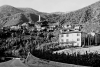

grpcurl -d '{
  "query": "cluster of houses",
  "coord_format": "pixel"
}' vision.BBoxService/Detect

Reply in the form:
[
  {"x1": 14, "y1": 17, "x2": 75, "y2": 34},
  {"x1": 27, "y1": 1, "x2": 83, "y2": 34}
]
[
  {"x1": 59, "y1": 23, "x2": 100, "y2": 47},
  {"x1": 59, "y1": 24, "x2": 84, "y2": 47},
  {"x1": 8, "y1": 15, "x2": 58, "y2": 32},
  {"x1": 1, "y1": 15, "x2": 100, "y2": 47}
]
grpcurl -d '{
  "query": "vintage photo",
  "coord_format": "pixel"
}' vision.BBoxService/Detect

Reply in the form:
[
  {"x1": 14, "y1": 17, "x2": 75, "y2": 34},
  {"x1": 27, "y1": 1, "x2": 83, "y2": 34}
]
[{"x1": 0, "y1": 0, "x2": 99, "y2": 67}]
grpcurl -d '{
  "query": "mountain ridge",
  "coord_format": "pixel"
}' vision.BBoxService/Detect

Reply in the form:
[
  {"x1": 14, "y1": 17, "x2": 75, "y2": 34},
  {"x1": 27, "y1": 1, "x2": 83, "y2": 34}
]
[{"x1": 0, "y1": 5, "x2": 48, "y2": 27}]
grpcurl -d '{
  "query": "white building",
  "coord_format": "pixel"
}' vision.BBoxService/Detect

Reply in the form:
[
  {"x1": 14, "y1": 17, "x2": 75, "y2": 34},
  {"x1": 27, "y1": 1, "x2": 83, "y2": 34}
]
[
  {"x1": 10, "y1": 25, "x2": 21, "y2": 30},
  {"x1": 74, "y1": 26, "x2": 80, "y2": 31},
  {"x1": 63, "y1": 24, "x2": 71, "y2": 29},
  {"x1": 59, "y1": 31, "x2": 85, "y2": 47}
]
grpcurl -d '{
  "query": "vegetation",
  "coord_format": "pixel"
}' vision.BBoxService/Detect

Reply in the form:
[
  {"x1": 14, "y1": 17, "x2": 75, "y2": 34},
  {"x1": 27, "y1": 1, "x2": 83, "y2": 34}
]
[
  {"x1": 32, "y1": 49, "x2": 100, "y2": 67},
  {"x1": 1, "y1": 1, "x2": 100, "y2": 66},
  {"x1": 0, "y1": 26, "x2": 57, "y2": 57},
  {"x1": 0, "y1": 26, "x2": 100, "y2": 66}
]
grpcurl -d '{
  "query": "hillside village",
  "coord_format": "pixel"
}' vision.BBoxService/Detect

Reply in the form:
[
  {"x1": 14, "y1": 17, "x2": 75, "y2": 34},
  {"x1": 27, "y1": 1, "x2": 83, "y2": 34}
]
[
  {"x1": 1, "y1": 1, "x2": 100, "y2": 67},
  {"x1": 1, "y1": 14, "x2": 100, "y2": 50}
]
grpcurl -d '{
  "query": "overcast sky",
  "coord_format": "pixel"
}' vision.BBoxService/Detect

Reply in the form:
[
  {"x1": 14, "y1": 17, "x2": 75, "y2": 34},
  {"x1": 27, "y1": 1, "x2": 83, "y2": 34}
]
[{"x1": 0, "y1": 0, "x2": 99, "y2": 13}]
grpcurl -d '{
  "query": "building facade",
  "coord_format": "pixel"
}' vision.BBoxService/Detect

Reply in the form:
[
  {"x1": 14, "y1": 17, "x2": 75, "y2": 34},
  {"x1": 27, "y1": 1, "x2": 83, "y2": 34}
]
[{"x1": 59, "y1": 31, "x2": 82, "y2": 47}]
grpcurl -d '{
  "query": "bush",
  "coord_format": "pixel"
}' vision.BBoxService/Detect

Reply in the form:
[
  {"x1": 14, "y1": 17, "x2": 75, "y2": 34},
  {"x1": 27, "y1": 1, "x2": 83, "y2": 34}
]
[{"x1": 32, "y1": 49, "x2": 100, "y2": 67}]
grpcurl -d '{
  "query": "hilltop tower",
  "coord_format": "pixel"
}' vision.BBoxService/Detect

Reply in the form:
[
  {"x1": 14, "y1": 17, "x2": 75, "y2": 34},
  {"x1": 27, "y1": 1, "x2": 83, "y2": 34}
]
[
  {"x1": 39, "y1": 15, "x2": 41, "y2": 22},
  {"x1": 37, "y1": 15, "x2": 41, "y2": 22}
]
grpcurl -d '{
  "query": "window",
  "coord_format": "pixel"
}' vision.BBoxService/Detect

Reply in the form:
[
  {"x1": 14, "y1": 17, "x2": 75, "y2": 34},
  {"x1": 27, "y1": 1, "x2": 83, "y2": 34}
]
[
  {"x1": 67, "y1": 25, "x2": 69, "y2": 27},
  {"x1": 77, "y1": 38, "x2": 80, "y2": 41},
  {"x1": 77, "y1": 43, "x2": 79, "y2": 46},
  {"x1": 66, "y1": 39, "x2": 69, "y2": 42},
  {"x1": 66, "y1": 34, "x2": 69, "y2": 37},
  {"x1": 77, "y1": 33, "x2": 80, "y2": 36},
  {"x1": 61, "y1": 34, "x2": 63, "y2": 37},
  {"x1": 61, "y1": 39, "x2": 64, "y2": 42}
]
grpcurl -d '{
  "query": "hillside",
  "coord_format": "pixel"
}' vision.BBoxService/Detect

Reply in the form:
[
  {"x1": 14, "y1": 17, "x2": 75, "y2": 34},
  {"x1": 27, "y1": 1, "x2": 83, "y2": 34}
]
[
  {"x1": 0, "y1": 5, "x2": 50, "y2": 27},
  {"x1": 45, "y1": 1, "x2": 100, "y2": 33},
  {"x1": 1, "y1": 1, "x2": 100, "y2": 31},
  {"x1": 0, "y1": 12, "x2": 42, "y2": 27},
  {"x1": 0, "y1": 5, "x2": 61, "y2": 28},
  {"x1": 0, "y1": 5, "x2": 24, "y2": 19}
]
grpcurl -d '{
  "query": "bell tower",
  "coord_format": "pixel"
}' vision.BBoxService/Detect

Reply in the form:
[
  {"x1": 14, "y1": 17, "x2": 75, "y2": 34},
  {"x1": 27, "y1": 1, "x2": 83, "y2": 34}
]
[{"x1": 37, "y1": 15, "x2": 41, "y2": 22}]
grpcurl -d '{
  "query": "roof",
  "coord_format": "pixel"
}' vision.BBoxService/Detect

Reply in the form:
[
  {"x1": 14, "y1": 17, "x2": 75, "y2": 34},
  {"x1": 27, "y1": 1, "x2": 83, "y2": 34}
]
[{"x1": 60, "y1": 31, "x2": 86, "y2": 34}]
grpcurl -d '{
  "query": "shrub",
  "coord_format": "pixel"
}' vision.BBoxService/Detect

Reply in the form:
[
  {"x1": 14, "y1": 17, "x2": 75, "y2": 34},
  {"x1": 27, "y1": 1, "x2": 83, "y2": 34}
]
[{"x1": 32, "y1": 49, "x2": 100, "y2": 67}]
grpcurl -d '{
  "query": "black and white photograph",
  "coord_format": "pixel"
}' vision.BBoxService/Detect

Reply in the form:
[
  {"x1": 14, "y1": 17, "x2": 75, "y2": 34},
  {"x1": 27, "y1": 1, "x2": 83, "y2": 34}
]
[{"x1": 0, "y1": 0, "x2": 100, "y2": 67}]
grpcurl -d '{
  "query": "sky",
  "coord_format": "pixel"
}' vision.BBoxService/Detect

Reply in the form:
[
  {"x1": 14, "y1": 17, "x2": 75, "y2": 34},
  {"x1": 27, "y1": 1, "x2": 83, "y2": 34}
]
[{"x1": 0, "y1": 0, "x2": 99, "y2": 13}]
